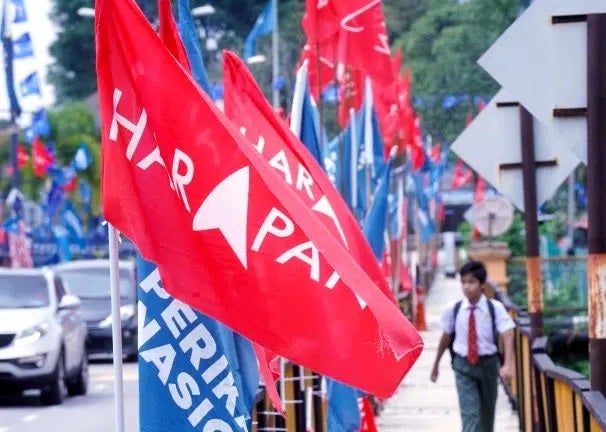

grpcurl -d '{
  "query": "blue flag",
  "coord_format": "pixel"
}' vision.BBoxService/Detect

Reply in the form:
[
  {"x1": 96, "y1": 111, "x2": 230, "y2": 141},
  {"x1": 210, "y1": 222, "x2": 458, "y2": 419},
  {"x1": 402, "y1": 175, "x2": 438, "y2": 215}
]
[
  {"x1": 52, "y1": 225, "x2": 72, "y2": 262},
  {"x1": 2, "y1": 1, "x2": 21, "y2": 119},
  {"x1": 326, "y1": 379, "x2": 362, "y2": 432},
  {"x1": 12, "y1": 0, "x2": 27, "y2": 23},
  {"x1": 297, "y1": 81, "x2": 324, "y2": 169},
  {"x1": 412, "y1": 173, "x2": 436, "y2": 244},
  {"x1": 356, "y1": 101, "x2": 386, "y2": 217},
  {"x1": 243, "y1": 0, "x2": 274, "y2": 60},
  {"x1": 62, "y1": 200, "x2": 84, "y2": 245},
  {"x1": 323, "y1": 135, "x2": 340, "y2": 189},
  {"x1": 13, "y1": 32, "x2": 33, "y2": 58},
  {"x1": 71, "y1": 143, "x2": 93, "y2": 171},
  {"x1": 388, "y1": 169, "x2": 404, "y2": 241},
  {"x1": 137, "y1": 257, "x2": 259, "y2": 432},
  {"x1": 177, "y1": 0, "x2": 212, "y2": 96},
  {"x1": 363, "y1": 156, "x2": 393, "y2": 260},
  {"x1": 25, "y1": 109, "x2": 51, "y2": 142},
  {"x1": 19, "y1": 71, "x2": 41, "y2": 97}
]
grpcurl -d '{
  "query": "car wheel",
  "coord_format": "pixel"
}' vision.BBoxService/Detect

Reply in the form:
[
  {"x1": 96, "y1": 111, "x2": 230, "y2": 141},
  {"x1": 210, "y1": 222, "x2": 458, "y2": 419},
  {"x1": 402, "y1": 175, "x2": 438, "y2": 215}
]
[
  {"x1": 41, "y1": 351, "x2": 67, "y2": 405},
  {"x1": 67, "y1": 350, "x2": 89, "y2": 396}
]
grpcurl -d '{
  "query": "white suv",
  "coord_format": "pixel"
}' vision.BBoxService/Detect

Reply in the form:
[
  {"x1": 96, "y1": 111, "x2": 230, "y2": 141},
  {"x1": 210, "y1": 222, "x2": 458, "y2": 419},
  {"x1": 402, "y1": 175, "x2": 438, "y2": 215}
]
[{"x1": 0, "y1": 268, "x2": 89, "y2": 405}]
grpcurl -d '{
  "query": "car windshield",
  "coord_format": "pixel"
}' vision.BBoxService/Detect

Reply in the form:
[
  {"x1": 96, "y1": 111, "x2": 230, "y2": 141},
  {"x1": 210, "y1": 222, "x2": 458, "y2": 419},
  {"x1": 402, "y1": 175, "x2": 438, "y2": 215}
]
[
  {"x1": 57, "y1": 268, "x2": 133, "y2": 300},
  {"x1": 0, "y1": 275, "x2": 49, "y2": 308}
]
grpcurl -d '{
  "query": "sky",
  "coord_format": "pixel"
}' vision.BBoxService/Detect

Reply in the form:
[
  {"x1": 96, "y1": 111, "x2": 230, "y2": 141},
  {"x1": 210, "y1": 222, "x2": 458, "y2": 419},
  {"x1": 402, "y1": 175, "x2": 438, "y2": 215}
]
[{"x1": 0, "y1": 0, "x2": 57, "y2": 123}]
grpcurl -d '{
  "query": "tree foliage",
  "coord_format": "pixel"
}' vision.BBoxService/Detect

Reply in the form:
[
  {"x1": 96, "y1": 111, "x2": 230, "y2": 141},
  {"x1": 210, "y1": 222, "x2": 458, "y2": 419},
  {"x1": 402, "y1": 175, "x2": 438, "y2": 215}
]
[{"x1": 395, "y1": 0, "x2": 519, "y2": 144}]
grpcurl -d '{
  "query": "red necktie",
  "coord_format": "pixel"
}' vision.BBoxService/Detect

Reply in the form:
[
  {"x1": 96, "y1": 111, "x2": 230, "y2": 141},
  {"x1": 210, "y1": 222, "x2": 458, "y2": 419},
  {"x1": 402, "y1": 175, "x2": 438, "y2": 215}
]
[{"x1": 467, "y1": 306, "x2": 479, "y2": 365}]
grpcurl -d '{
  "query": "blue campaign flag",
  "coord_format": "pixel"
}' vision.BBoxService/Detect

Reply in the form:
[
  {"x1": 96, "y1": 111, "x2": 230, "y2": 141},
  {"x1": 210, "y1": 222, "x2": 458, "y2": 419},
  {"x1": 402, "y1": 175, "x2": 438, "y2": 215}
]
[
  {"x1": 442, "y1": 94, "x2": 469, "y2": 109},
  {"x1": 79, "y1": 180, "x2": 92, "y2": 208},
  {"x1": 363, "y1": 156, "x2": 393, "y2": 260},
  {"x1": 2, "y1": 1, "x2": 21, "y2": 119},
  {"x1": 12, "y1": 0, "x2": 27, "y2": 23},
  {"x1": 3, "y1": 215, "x2": 19, "y2": 234},
  {"x1": 355, "y1": 98, "x2": 386, "y2": 218},
  {"x1": 52, "y1": 225, "x2": 72, "y2": 262},
  {"x1": 62, "y1": 200, "x2": 84, "y2": 245},
  {"x1": 326, "y1": 379, "x2": 362, "y2": 432},
  {"x1": 71, "y1": 143, "x2": 92, "y2": 171},
  {"x1": 19, "y1": 71, "x2": 41, "y2": 97},
  {"x1": 388, "y1": 169, "x2": 404, "y2": 241},
  {"x1": 177, "y1": 0, "x2": 212, "y2": 96},
  {"x1": 323, "y1": 135, "x2": 340, "y2": 189},
  {"x1": 136, "y1": 256, "x2": 259, "y2": 432},
  {"x1": 322, "y1": 83, "x2": 338, "y2": 104},
  {"x1": 25, "y1": 109, "x2": 51, "y2": 142},
  {"x1": 412, "y1": 173, "x2": 436, "y2": 244},
  {"x1": 13, "y1": 32, "x2": 33, "y2": 58},
  {"x1": 298, "y1": 81, "x2": 324, "y2": 169},
  {"x1": 44, "y1": 180, "x2": 65, "y2": 220},
  {"x1": 243, "y1": 0, "x2": 274, "y2": 60}
]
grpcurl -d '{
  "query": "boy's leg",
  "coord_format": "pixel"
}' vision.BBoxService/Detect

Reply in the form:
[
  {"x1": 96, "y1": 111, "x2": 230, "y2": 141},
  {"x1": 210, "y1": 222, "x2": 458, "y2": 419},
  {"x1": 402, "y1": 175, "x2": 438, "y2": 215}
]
[
  {"x1": 477, "y1": 356, "x2": 499, "y2": 432},
  {"x1": 453, "y1": 356, "x2": 482, "y2": 432}
]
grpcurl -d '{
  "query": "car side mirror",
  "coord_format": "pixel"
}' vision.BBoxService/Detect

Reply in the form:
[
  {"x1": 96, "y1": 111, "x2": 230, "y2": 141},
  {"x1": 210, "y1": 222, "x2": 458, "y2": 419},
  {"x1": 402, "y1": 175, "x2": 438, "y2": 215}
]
[{"x1": 58, "y1": 294, "x2": 81, "y2": 311}]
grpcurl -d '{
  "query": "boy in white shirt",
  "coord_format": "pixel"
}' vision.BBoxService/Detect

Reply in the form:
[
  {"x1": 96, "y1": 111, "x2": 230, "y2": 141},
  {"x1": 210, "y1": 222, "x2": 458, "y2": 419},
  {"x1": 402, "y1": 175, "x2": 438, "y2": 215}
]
[{"x1": 430, "y1": 261, "x2": 515, "y2": 432}]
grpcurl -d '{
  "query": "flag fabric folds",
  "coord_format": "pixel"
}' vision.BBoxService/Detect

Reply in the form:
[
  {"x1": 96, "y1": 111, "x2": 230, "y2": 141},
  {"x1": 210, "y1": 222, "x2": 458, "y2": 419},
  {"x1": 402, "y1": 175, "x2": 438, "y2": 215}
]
[{"x1": 96, "y1": 0, "x2": 422, "y2": 398}]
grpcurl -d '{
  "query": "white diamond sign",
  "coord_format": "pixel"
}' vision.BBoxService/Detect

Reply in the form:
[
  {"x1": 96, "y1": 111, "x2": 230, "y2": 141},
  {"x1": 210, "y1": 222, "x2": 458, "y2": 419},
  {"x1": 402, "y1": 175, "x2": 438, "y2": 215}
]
[
  {"x1": 450, "y1": 89, "x2": 580, "y2": 213},
  {"x1": 478, "y1": 0, "x2": 606, "y2": 164}
]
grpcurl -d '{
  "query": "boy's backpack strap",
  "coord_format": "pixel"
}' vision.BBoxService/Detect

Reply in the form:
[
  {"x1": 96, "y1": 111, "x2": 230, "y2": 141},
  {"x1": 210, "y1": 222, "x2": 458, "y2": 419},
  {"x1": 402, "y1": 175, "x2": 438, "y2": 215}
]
[
  {"x1": 487, "y1": 299, "x2": 504, "y2": 364},
  {"x1": 449, "y1": 300, "x2": 463, "y2": 364}
]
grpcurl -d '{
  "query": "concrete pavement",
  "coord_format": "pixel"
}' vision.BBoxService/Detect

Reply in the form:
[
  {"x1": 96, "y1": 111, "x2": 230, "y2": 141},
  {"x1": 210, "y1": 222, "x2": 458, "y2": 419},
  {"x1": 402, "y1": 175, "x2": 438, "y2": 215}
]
[{"x1": 377, "y1": 274, "x2": 520, "y2": 431}]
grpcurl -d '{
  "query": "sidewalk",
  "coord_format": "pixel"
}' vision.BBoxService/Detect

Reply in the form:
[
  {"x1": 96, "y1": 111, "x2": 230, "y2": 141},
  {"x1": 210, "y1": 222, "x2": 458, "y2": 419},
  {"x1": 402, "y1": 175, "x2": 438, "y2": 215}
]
[{"x1": 377, "y1": 274, "x2": 520, "y2": 431}]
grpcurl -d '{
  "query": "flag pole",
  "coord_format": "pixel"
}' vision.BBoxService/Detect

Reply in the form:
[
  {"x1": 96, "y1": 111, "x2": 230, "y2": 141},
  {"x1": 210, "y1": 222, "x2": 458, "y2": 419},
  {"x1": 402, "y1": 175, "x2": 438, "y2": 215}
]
[
  {"x1": 108, "y1": 224, "x2": 126, "y2": 432},
  {"x1": 271, "y1": 0, "x2": 279, "y2": 109}
]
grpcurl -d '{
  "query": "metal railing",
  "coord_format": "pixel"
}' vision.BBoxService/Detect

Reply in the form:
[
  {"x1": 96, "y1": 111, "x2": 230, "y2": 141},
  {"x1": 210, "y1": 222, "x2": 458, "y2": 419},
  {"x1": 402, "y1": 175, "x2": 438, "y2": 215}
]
[{"x1": 489, "y1": 280, "x2": 606, "y2": 432}]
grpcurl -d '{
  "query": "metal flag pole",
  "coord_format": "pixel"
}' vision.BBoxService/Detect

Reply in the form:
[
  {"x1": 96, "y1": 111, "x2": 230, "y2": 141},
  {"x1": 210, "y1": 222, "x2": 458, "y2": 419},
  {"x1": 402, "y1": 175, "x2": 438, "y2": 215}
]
[
  {"x1": 271, "y1": 0, "x2": 279, "y2": 109},
  {"x1": 108, "y1": 224, "x2": 125, "y2": 432}
]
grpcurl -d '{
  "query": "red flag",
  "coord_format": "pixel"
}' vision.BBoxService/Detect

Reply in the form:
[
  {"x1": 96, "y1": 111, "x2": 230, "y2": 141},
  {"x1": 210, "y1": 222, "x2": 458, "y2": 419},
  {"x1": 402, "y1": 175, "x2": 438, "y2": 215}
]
[
  {"x1": 450, "y1": 160, "x2": 473, "y2": 190},
  {"x1": 64, "y1": 175, "x2": 78, "y2": 192},
  {"x1": 96, "y1": 0, "x2": 422, "y2": 398},
  {"x1": 157, "y1": 0, "x2": 190, "y2": 69},
  {"x1": 303, "y1": 0, "x2": 393, "y2": 85},
  {"x1": 302, "y1": 0, "x2": 340, "y2": 46},
  {"x1": 359, "y1": 397, "x2": 378, "y2": 432},
  {"x1": 17, "y1": 144, "x2": 29, "y2": 169},
  {"x1": 32, "y1": 138, "x2": 54, "y2": 177},
  {"x1": 337, "y1": 67, "x2": 364, "y2": 127},
  {"x1": 299, "y1": 42, "x2": 336, "y2": 101},
  {"x1": 223, "y1": 49, "x2": 421, "y2": 385}
]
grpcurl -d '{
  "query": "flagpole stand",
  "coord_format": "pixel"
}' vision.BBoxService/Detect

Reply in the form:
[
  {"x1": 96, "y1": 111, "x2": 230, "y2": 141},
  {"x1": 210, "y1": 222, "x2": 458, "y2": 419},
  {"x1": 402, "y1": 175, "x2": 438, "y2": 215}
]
[{"x1": 108, "y1": 224, "x2": 126, "y2": 432}]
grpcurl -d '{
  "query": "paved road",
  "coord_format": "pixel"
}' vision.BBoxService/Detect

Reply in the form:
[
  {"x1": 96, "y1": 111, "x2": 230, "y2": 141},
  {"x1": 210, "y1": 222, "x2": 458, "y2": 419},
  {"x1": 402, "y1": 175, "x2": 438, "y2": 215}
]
[{"x1": 0, "y1": 362, "x2": 139, "y2": 432}]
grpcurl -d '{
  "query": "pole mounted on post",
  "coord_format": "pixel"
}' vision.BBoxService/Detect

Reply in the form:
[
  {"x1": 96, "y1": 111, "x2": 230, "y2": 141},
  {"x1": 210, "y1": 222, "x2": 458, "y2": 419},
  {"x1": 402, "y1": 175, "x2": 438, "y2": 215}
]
[
  {"x1": 271, "y1": 0, "x2": 279, "y2": 109},
  {"x1": 586, "y1": 12, "x2": 606, "y2": 397},
  {"x1": 519, "y1": 106, "x2": 543, "y2": 340}
]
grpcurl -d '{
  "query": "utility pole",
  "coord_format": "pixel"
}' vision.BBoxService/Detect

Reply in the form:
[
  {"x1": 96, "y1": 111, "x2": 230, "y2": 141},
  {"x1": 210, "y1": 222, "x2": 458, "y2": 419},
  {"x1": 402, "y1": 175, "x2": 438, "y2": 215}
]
[
  {"x1": 586, "y1": 12, "x2": 606, "y2": 396},
  {"x1": 519, "y1": 107, "x2": 543, "y2": 340}
]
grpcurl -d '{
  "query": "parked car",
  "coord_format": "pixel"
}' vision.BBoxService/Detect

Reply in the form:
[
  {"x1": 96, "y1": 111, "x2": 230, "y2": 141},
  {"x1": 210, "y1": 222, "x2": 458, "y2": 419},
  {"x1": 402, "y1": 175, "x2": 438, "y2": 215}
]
[
  {"x1": 53, "y1": 260, "x2": 138, "y2": 361},
  {"x1": 0, "y1": 268, "x2": 89, "y2": 405}
]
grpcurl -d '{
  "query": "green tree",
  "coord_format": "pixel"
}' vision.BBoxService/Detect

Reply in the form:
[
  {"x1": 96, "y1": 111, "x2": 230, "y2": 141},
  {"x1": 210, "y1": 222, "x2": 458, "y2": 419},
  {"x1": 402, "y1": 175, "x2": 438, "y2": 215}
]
[
  {"x1": 395, "y1": 0, "x2": 519, "y2": 143},
  {"x1": 48, "y1": 0, "x2": 96, "y2": 102}
]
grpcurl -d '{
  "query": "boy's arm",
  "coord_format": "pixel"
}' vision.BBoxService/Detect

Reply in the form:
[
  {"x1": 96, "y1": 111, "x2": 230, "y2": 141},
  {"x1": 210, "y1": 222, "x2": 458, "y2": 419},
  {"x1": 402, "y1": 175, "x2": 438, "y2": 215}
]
[
  {"x1": 430, "y1": 333, "x2": 452, "y2": 382},
  {"x1": 499, "y1": 329, "x2": 515, "y2": 382}
]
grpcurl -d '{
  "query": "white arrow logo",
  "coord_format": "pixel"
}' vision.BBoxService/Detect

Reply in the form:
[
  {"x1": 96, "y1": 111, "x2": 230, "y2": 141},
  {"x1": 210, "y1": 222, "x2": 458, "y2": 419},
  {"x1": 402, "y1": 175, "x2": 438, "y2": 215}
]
[{"x1": 193, "y1": 167, "x2": 250, "y2": 269}]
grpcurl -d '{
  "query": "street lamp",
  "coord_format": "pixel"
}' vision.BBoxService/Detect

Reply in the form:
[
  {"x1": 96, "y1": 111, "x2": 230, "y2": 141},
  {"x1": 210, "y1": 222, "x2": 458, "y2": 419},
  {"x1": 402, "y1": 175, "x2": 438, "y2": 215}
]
[
  {"x1": 246, "y1": 55, "x2": 267, "y2": 65},
  {"x1": 191, "y1": 4, "x2": 216, "y2": 17},
  {"x1": 77, "y1": 7, "x2": 95, "y2": 18}
]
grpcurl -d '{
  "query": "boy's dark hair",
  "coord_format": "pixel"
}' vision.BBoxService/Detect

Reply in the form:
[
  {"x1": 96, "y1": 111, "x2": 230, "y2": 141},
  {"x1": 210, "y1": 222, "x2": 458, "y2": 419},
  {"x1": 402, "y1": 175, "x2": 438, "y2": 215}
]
[{"x1": 459, "y1": 261, "x2": 487, "y2": 284}]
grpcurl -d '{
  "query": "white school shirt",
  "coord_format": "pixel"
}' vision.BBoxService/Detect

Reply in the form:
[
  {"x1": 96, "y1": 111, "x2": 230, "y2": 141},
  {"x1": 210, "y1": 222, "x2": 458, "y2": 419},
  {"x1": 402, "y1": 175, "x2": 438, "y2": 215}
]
[{"x1": 441, "y1": 294, "x2": 515, "y2": 357}]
